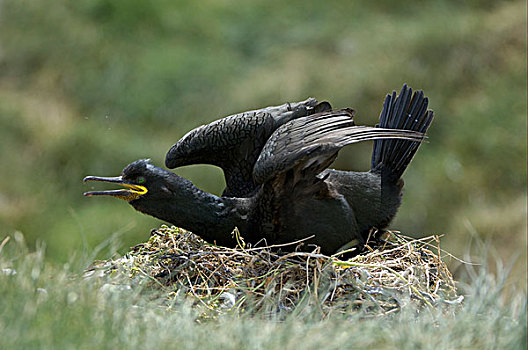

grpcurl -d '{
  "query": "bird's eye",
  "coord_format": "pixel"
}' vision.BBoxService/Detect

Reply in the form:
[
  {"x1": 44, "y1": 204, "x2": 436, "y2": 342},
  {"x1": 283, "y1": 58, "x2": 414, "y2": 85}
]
[{"x1": 137, "y1": 176, "x2": 146, "y2": 184}]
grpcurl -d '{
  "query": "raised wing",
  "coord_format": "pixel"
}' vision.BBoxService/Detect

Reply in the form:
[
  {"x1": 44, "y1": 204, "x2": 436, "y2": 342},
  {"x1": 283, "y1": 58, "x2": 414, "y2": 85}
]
[
  {"x1": 165, "y1": 98, "x2": 331, "y2": 197},
  {"x1": 253, "y1": 109, "x2": 424, "y2": 185}
]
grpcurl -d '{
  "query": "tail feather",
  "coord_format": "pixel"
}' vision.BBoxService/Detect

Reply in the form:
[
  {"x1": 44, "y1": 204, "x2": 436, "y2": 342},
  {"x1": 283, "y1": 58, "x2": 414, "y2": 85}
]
[{"x1": 371, "y1": 84, "x2": 434, "y2": 180}]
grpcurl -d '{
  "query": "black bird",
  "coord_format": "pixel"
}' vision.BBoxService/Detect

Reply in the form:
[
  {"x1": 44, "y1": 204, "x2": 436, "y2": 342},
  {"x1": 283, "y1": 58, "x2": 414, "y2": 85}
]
[{"x1": 84, "y1": 85, "x2": 433, "y2": 255}]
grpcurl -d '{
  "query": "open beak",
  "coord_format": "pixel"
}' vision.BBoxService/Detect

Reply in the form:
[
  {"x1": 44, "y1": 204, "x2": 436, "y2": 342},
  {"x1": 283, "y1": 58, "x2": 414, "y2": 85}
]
[{"x1": 83, "y1": 176, "x2": 147, "y2": 201}]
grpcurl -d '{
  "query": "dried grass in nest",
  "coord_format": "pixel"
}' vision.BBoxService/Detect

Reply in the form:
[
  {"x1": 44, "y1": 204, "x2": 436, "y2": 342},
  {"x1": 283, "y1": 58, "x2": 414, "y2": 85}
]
[{"x1": 87, "y1": 225, "x2": 462, "y2": 317}]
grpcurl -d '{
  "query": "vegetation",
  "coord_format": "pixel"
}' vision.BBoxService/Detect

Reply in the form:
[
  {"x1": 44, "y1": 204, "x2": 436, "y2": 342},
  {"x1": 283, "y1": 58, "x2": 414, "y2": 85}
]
[
  {"x1": 0, "y1": 232, "x2": 525, "y2": 349},
  {"x1": 0, "y1": 0, "x2": 525, "y2": 348},
  {"x1": 86, "y1": 226, "x2": 460, "y2": 316},
  {"x1": 0, "y1": 0, "x2": 525, "y2": 265}
]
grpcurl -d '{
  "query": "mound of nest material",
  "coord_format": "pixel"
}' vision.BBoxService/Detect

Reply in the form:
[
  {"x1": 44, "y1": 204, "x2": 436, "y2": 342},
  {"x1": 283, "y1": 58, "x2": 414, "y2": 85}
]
[{"x1": 86, "y1": 226, "x2": 462, "y2": 317}]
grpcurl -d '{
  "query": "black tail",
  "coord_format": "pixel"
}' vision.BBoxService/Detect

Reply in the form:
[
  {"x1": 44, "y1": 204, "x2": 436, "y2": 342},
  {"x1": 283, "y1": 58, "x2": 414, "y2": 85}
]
[{"x1": 371, "y1": 84, "x2": 434, "y2": 180}]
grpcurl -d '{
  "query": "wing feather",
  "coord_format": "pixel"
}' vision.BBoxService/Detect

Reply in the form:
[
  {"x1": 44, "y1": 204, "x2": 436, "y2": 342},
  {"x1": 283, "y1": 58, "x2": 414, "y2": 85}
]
[{"x1": 253, "y1": 110, "x2": 424, "y2": 185}]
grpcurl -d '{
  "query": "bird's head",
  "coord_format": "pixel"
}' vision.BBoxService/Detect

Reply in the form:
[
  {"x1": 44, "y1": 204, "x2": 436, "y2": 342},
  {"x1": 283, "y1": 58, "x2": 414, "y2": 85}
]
[{"x1": 83, "y1": 159, "x2": 175, "y2": 203}]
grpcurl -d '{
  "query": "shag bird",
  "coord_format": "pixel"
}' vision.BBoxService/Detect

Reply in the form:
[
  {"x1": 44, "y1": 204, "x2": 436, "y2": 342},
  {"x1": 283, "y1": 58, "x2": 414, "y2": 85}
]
[{"x1": 84, "y1": 85, "x2": 434, "y2": 255}]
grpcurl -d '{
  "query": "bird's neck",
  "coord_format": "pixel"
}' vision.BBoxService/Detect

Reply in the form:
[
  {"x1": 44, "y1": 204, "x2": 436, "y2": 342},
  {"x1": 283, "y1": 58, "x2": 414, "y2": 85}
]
[{"x1": 131, "y1": 175, "x2": 250, "y2": 248}]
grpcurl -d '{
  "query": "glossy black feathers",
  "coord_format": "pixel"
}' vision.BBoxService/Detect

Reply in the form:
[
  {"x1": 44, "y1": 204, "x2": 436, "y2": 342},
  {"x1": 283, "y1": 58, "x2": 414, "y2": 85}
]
[
  {"x1": 85, "y1": 85, "x2": 435, "y2": 255},
  {"x1": 165, "y1": 98, "x2": 332, "y2": 197},
  {"x1": 253, "y1": 109, "x2": 424, "y2": 185},
  {"x1": 372, "y1": 84, "x2": 434, "y2": 179}
]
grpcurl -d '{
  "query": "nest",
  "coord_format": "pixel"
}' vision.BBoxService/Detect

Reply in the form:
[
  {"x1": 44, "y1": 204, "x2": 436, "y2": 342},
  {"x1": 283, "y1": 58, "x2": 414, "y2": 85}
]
[{"x1": 86, "y1": 226, "x2": 461, "y2": 317}]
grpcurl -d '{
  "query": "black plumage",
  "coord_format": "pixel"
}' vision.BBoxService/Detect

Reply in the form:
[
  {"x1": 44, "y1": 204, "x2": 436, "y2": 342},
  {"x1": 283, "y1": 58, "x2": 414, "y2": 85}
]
[
  {"x1": 165, "y1": 98, "x2": 332, "y2": 197},
  {"x1": 84, "y1": 85, "x2": 434, "y2": 255}
]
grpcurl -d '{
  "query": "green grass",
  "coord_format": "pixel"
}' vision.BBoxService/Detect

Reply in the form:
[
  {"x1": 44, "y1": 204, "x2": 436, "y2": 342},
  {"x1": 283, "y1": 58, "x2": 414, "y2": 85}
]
[
  {"x1": 0, "y1": 1, "x2": 525, "y2": 268},
  {"x1": 0, "y1": 2, "x2": 525, "y2": 347},
  {"x1": 0, "y1": 234, "x2": 526, "y2": 349}
]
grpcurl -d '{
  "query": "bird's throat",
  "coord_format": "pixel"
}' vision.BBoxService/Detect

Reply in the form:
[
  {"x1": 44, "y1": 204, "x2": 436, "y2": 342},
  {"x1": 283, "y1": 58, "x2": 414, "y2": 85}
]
[{"x1": 131, "y1": 179, "x2": 248, "y2": 248}]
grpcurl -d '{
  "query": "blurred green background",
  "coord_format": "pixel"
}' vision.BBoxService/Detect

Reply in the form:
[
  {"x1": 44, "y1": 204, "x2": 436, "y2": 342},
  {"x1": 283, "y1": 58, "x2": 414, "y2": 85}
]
[{"x1": 0, "y1": 0, "x2": 525, "y2": 281}]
